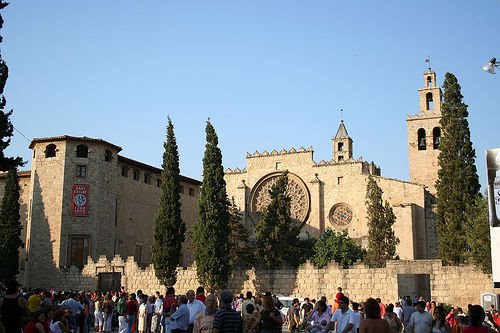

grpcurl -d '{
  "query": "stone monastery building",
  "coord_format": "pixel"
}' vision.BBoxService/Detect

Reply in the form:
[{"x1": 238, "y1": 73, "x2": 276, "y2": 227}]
[{"x1": 0, "y1": 70, "x2": 443, "y2": 287}]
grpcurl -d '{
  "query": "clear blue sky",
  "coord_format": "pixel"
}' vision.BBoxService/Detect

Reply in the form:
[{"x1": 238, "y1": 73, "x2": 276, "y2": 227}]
[{"x1": 2, "y1": 1, "x2": 500, "y2": 189}]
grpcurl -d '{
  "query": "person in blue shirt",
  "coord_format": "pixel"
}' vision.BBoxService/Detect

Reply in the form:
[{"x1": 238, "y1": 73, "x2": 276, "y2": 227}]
[{"x1": 171, "y1": 295, "x2": 190, "y2": 333}]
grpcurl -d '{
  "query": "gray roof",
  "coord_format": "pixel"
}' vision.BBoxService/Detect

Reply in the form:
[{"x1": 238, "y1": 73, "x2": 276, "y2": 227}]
[{"x1": 335, "y1": 120, "x2": 350, "y2": 139}]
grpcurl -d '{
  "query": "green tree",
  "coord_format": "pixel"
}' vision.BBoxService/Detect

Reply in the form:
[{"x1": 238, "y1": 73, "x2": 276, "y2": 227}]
[
  {"x1": 311, "y1": 229, "x2": 366, "y2": 268},
  {"x1": 228, "y1": 198, "x2": 256, "y2": 268},
  {"x1": 0, "y1": 169, "x2": 23, "y2": 284},
  {"x1": 193, "y1": 120, "x2": 231, "y2": 291},
  {"x1": 435, "y1": 73, "x2": 480, "y2": 265},
  {"x1": 365, "y1": 175, "x2": 399, "y2": 267},
  {"x1": 255, "y1": 171, "x2": 302, "y2": 268},
  {"x1": 151, "y1": 117, "x2": 185, "y2": 287},
  {"x1": 0, "y1": 1, "x2": 22, "y2": 171},
  {"x1": 465, "y1": 194, "x2": 491, "y2": 273}
]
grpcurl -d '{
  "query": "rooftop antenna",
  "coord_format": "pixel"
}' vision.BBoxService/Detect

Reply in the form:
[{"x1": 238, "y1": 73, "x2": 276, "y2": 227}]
[
  {"x1": 340, "y1": 108, "x2": 344, "y2": 122},
  {"x1": 425, "y1": 56, "x2": 432, "y2": 71}
]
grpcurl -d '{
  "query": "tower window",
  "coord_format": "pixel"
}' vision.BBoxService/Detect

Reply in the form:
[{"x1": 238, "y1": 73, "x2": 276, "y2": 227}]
[
  {"x1": 156, "y1": 179, "x2": 161, "y2": 187},
  {"x1": 133, "y1": 170, "x2": 140, "y2": 181},
  {"x1": 189, "y1": 188, "x2": 195, "y2": 196},
  {"x1": 427, "y1": 76, "x2": 433, "y2": 88},
  {"x1": 104, "y1": 149, "x2": 112, "y2": 162},
  {"x1": 121, "y1": 166, "x2": 128, "y2": 177},
  {"x1": 68, "y1": 235, "x2": 90, "y2": 267},
  {"x1": 418, "y1": 128, "x2": 426, "y2": 150},
  {"x1": 433, "y1": 127, "x2": 441, "y2": 150},
  {"x1": 180, "y1": 185, "x2": 184, "y2": 194},
  {"x1": 426, "y1": 92, "x2": 434, "y2": 110},
  {"x1": 144, "y1": 174, "x2": 151, "y2": 184},
  {"x1": 275, "y1": 162, "x2": 282, "y2": 170},
  {"x1": 338, "y1": 142, "x2": 344, "y2": 151},
  {"x1": 338, "y1": 155, "x2": 344, "y2": 162},
  {"x1": 76, "y1": 165, "x2": 87, "y2": 177},
  {"x1": 76, "y1": 144, "x2": 89, "y2": 158},
  {"x1": 45, "y1": 144, "x2": 57, "y2": 158}
]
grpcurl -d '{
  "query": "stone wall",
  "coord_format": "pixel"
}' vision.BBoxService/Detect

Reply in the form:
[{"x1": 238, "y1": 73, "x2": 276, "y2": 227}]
[{"x1": 37, "y1": 257, "x2": 498, "y2": 309}]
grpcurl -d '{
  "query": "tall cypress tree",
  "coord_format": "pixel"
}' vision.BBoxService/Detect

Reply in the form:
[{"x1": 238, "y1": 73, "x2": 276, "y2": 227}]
[
  {"x1": 465, "y1": 195, "x2": 491, "y2": 273},
  {"x1": 365, "y1": 175, "x2": 399, "y2": 267},
  {"x1": 0, "y1": 168, "x2": 23, "y2": 284},
  {"x1": 151, "y1": 117, "x2": 185, "y2": 287},
  {"x1": 0, "y1": 0, "x2": 22, "y2": 171},
  {"x1": 435, "y1": 72, "x2": 480, "y2": 265},
  {"x1": 255, "y1": 171, "x2": 302, "y2": 268},
  {"x1": 228, "y1": 198, "x2": 255, "y2": 268},
  {"x1": 193, "y1": 120, "x2": 231, "y2": 291}
]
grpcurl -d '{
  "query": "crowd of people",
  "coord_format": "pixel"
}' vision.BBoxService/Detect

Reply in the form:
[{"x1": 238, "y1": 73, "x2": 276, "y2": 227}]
[{"x1": 0, "y1": 281, "x2": 499, "y2": 333}]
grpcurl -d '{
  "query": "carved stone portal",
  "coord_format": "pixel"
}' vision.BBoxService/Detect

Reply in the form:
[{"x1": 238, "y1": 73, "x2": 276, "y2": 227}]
[
  {"x1": 328, "y1": 203, "x2": 353, "y2": 227},
  {"x1": 249, "y1": 172, "x2": 310, "y2": 224}
]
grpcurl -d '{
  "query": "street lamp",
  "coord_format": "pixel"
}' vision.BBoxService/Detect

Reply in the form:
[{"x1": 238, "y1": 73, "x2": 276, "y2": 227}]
[{"x1": 482, "y1": 57, "x2": 499, "y2": 74}]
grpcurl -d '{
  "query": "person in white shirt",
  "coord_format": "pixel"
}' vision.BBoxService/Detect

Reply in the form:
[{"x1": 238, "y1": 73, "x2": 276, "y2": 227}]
[
  {"x1": 351, "y1": 302, "x2": 362, "y2": 333},
  {"x1": 187, "y1": 290, "x2": 206, "y2": 333},
  {"x1": 394, "y1": 302, "x2": 404, "y2": 320},
  {"x1": 327, "y1": 296, "x2": 355, "y2": 333},
  {"x1": 407, "y1": 301, "x2": 432, "y2": 333}
]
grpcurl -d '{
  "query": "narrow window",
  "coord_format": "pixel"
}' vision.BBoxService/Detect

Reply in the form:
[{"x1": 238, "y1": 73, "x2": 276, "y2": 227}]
[
  {"x1": 121, "y1": 166, "x2": 128, "y2": 177},
  {"x1": 426, "y1": 92, "x2": 434, "y2": 110},
  {"x1": 135, "y1": 244, "x2": 142, "y2": 265},
  {"x1": 189, "y1": 188, "x2": 194, "y2": 196},
  {"x1": 45, "y1": 144, "x2": 57, "y2": 158},
  {"x1": 275, "y1": 162, "x2": 281, "y2": 170},
  {"x1": 76, "y1": 165, "x2": 87, "y2": 177},
  {"x1": 68, "y1": 235, "x2": 90, "y2": 267},
  {"x1": 427, "y1": 76, "x2": 432, "y2": 88},
  {"x1": 104, "y1": 149, "x2": 112, "y2": 162},
  {"x1": 418, "y1": 128, "x2": 426, "y2": 150},
  {"x1": 133, "y1": 170, "x2": 140, "y2": 181},
  {"x1": 180, "y1": 185, "x2": 184, "y2": 194},
  {"x1": 144, "y1": 174, "x2": 151, "y2": 184},
  {"x1": 433, "y1": 127, "x2": 441, "y2": 150},
  {"x1": 338, "y1": 155, "x2": 344, "y2": 162},
  {"x1": 156, "y1": 179, "x2": 161, "y2": 187},
  {"x1": 338, "y1": 142, "x2": 344, "y2": 152},
  {"x1": 76, "y1": 144, "x2": 89, "y2": 158},
  {"x1": 338, "y1": 176, "x2": 343, "y2": 185}
]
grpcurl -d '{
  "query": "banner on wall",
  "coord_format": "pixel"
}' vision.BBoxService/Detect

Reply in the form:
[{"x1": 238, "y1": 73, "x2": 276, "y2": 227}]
[{"x1": 71, "y1": 184, "x2": 89, "y2": 217}]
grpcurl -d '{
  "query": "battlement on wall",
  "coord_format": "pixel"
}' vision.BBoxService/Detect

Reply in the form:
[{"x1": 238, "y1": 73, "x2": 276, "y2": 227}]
[
  {"x1": 246, "y1": 146, "x2": 314, "y2": 159},
  {"x1": 225, "y1": 167, "x2": 247, "y2": 174},
  {"x1": 407, "y1": 111, "x2": 441, "y2": 120},
  {"x1": 313, "y1": 156, "x2": 363, "y2": 167}
]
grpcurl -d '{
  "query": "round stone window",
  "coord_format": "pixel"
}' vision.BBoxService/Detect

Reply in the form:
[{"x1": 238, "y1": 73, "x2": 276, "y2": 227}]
[
  {"x1": 249, "y1": 172, "x2": 310, "y2": 224},
  {"x1": 329, "y1": 203, "x2": 353, "y2": 227}
]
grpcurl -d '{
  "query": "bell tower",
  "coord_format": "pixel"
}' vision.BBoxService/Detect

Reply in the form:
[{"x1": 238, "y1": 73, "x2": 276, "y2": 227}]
[
  {"x1": 333, "y1": 120, "x2": 353, "y2": 162},
  {"x1": 406, "y1": 70, "x2": 442, "y2": 194}
]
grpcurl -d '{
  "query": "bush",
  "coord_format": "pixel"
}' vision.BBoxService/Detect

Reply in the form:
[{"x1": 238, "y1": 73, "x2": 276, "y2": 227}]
[{"x1": 311, "y1": 229, "x2": 366, "y2": 268}]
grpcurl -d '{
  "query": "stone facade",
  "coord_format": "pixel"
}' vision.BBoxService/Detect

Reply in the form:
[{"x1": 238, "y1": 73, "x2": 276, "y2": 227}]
[
  {"x1": 407, "y1": 71, "x2": 442, "y2": 196},
  {"x1": 225, "y1": 71, "x2": 442, "y2": 260},
  {"x1": 39, "y1": 256, "x2": 499, "y2": 310},
  {"x1": 0, "y1": 136, "x2": 201, "y2": 288}
]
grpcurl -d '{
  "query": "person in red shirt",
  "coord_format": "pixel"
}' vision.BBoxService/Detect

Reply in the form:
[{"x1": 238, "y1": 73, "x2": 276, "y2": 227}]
[
  {"x1": 163, "y1": 287, "x2": 178, "y2": 333},
  {"x1": 376, "y1": 298, "x2": 386, "y2": 318},
  {"x1": 24, "y1": 310, "x2": 45, "y2": 333},
  {"x1": 195, "y1": 287, "x2": 206, "y2": 304},
  {"x1": 463, "y1": 305, "x2": 489, "y2": 333},
  {"x1": 126, "y1": 294, "x2": 139, "y2": 333}
]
